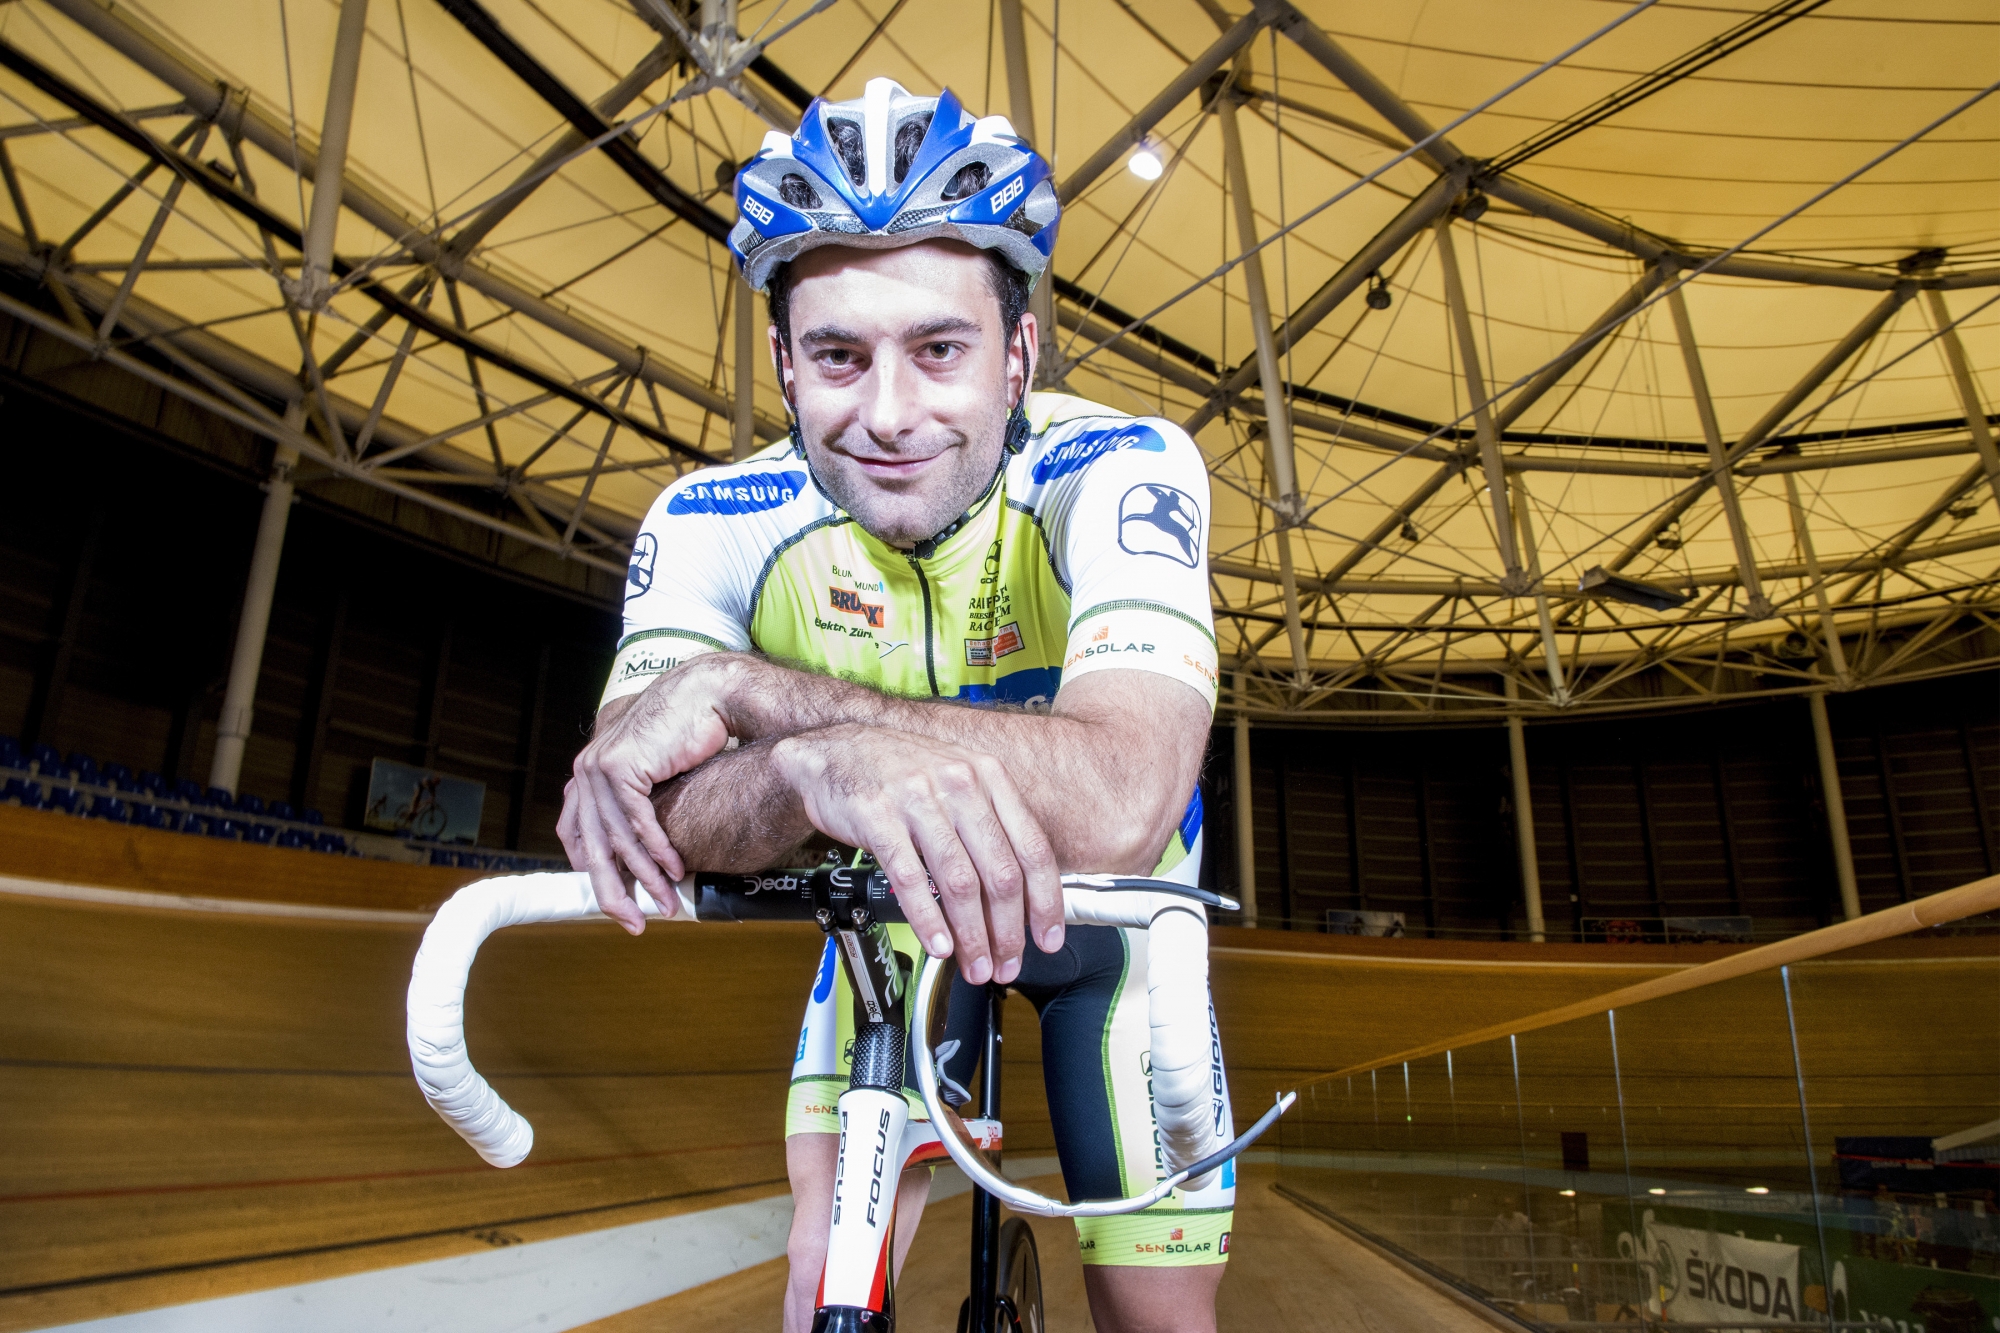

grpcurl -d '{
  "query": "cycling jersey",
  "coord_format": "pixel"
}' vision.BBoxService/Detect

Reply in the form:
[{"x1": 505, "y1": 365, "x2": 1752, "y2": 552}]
[{"x1": 605, "y1": 390, "x2": 1233, "y2": 1265}]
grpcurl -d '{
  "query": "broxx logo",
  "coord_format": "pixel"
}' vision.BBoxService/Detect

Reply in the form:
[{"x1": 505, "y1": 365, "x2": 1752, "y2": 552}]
[{"x1": 829, "y1": 586, "x2": 886, "y2": 628}]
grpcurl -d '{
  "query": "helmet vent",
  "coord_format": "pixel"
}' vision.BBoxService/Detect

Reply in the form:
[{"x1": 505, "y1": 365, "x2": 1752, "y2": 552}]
[
  {"x1": 779, "y1": 173, "x2": 822, "y2": 210},
  {"x1": 893, "y1": 113, "x2": 933, "y2": 185},
  {"x1": 940, "y1": 161, "x2": 989, "y2": 202},
  {"x1": 825, "y1": 116, "x2": 866, "y2": 189}
]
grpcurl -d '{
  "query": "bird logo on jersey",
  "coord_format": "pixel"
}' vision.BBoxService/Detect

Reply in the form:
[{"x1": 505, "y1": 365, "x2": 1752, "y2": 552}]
[{"x1": 1118, "y1": 484, "x2": 1201, "y2": 567}]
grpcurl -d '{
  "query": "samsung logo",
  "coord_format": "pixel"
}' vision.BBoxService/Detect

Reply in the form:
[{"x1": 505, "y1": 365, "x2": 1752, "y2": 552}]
[
  {"x1": 1030, "y1": 425, "x2": 1166, "y2": 482},
  {"x1": 667, "y1": 470, "x2": 806, "y2": 515}
]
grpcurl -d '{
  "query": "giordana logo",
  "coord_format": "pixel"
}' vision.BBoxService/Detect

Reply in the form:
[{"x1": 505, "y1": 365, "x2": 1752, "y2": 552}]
[
  {"x1": 989, "y1": 174, "x2": 1025, "y2": 214},
  {"x1": 627, "y1": 532, "x2": 658, "y2": 593},
  {"x1": 1118, "y1": 483, "x2": 1201, "y2": 567},
  {"x1": 1031, "y1": 424, "x2": 1166, "y2": 482},
  {"x1": 667, "y1": 470, "x2": 805, "y2": 515},
  {"x1": 741, "y1": 191, "x2": 776, "y2": 227}
]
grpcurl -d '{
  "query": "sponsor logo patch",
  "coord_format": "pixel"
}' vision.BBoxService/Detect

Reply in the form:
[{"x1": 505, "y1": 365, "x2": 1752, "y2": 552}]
[
  {"x1": 1220, "y1": 1231, "x2": 1231, "y2": 1254},
  {"x1": 1030, "y1": 424, "x2": 1167, "y2": 483},
  {"x1": 627, "y1": 532, "x2": 657, "y2": 593},
  {"x1": 740, "y1": 192, "x2": 775, "y2": 227},
  {"x1": 666, "y1": 470, "x2": 805, "y2": 515},
  {"x1": 1118, "y1": 483, "x2": 1202, "y2": 567},
  {"x1": 829, "y1": 586, "x2": 886, "y2": 628},
  {"x1": 964, "y1": 621, "x2": 1023, "y2": 666},
  {"x1": 989, "y1": 174, "x2": 1025, "y2": 214}
]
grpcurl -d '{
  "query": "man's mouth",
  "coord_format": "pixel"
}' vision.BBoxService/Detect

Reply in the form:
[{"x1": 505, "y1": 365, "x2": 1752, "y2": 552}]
[{"x1": 848, "y1": 449, "x2": 947, "y2": 481}]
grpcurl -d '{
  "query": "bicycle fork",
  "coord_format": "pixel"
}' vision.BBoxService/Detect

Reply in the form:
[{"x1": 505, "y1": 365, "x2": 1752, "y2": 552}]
[{"x1": 813, "y1": 915, "x2": 910, "y2": 1333}]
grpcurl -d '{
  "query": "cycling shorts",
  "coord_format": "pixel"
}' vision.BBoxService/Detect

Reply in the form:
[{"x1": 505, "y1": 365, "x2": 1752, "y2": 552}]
[{"x1": 784, "y1": 923, "x2": 1235, "y2": 1267}]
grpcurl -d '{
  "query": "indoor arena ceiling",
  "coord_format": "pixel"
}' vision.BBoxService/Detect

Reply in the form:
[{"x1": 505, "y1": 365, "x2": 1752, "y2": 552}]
[{"x1": 0, "y1": 0, "x2": 1995, "y2": 719}]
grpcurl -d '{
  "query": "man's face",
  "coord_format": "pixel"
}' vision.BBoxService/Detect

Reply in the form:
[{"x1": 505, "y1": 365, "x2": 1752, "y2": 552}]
[{"x1": 775, "y1": 241, "x2": 1031, "y2": 548}]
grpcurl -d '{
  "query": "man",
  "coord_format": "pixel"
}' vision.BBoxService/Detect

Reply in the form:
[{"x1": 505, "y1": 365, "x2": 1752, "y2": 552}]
[{"x1": 559, "y1": 79, "x2": 1233, "y2": 1333}]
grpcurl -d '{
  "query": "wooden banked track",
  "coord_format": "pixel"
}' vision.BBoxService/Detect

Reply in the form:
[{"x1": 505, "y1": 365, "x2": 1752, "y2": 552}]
[{"x1": 3, "y1": 801, "x2": 1940, "y2": 1331}]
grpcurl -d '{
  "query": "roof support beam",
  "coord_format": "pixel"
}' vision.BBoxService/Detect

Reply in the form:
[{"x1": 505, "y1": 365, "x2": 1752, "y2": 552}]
[
  {"x1": 1923, "y1": 287, "x2": 2000, "y2": 503},
  {"x1": 1511, "y1": 473, "x2": 1569, "y2": 704},
  {"x1": 1185, "y1": 167, "x2": 1463, "y2": 435},
  {"x1": 1784, "y1": 470, "x2": 1850, "y2": 687},
  {"x1": 1058, "y1": 10, "x2": 1265, "y2": 205},
  {"x1": 294, "y1": 0, "x2": 369, "y2": 311},
  {"x1": 1218, "y1": 89, "x2": 1308, "y2": 682},
  {"x1": 1262, "y1": 0, "x2": 1464, "y2": 170},
  {"x1": 1599, "y1": 281, "x2": 1913, "y2": 576},
  {"x1": 1666, "y1": 281, "x2": 1771, "y2": 618},
  {"x1": 1435, "y1": 214, "x2": 1528, "y2": 593},
  {"x1": 1496, "y1": 260, "x2": 1669, "y2": 430},
  {"x1": 42, "y1": 0, "x2": 784, "y2": 440}
]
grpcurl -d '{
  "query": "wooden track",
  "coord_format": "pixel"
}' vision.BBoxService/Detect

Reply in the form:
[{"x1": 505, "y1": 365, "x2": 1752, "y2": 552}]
[
  {"x1": 1, "y1": 807, "x2": 1934, "y2": 1330},
  {"x1": 579, "y1": 1168, "x2": 1504, "y2": 1332}
]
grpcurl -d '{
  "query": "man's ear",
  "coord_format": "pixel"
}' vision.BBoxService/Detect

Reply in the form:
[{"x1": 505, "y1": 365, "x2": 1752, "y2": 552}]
[{"x1": 1010, "y1": 311, "x2": 1037, "y2": 401}]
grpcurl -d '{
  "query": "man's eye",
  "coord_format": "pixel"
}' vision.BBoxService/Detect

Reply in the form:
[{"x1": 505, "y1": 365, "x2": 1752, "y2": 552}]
[
  {"x1": 820, "y1": 349, "x2": 855, "y2": 366},
  {"x1": 926, "y1": 342, "x2": 957, "y2": 359}
]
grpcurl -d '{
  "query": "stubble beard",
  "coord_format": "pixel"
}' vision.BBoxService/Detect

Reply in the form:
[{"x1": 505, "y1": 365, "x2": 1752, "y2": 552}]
[{"x1": 806, "y1": 422, "x2": 1007, "y2": 548}]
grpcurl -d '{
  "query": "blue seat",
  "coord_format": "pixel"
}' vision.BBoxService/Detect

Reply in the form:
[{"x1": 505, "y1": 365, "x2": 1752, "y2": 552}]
[
  {"x1": 6, "y1": 778, "x2": 41, "y2": 806},
  {"x1": 313, "y1": 832, "x2": 347, "y2": 855},
  {"x1": 103, "y1": 762, "x2": 134, "y2": 788},
  {"x1": 302, "y1": 808, "x2": 324, "y2": 826},
  {"x1": 43, "y1": 787, "x2": 79, "y2": 814},
  {"x1": 129, "y1": 803, "x2": 161, "y2": 828},
  {"x1": 206, "y1": 787, "x2": 234, "y2": 811},
  {"x1": 138, "y1": 770, "x2": 167, "y2": 796},
  {"x1": 210, "y1": 818, "x2": 242, "y2": 840},
  {"x1": 246, "y1": 823, "x2": 277, "y2": 845},
  {"x1": 87, "y1": 794, "x2": 128, "y2": 822},
  {"x1": 236, "y1": 794, "x2": 266, "y2": 817},
  {"x1": 0, "y1": 735, "x2": 22, "y2": 770},
  {"x1": 173, "y1": 778, "x2": 205, "y2": 804},
  {"x1": 179, "y1": 813, "x2": 207, "y2": 836},
  {"x1": 269, "y1": 801, "x2": 296, "y2": 822},
  {"x1": 277, "y1": 828, "x2": 310, "y2": 849},
  {"x1": 66, "y1": 752, "x2": 99, "y2": 783},
  {"x1": 31, "y1": 743, "x2": 61, "y2": 772}
]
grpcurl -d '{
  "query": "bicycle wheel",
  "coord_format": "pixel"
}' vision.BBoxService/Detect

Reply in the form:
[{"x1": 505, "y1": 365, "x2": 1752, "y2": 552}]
[{"x1": 996, "y1": 1217, "x2": 1044, "y2": 1333}]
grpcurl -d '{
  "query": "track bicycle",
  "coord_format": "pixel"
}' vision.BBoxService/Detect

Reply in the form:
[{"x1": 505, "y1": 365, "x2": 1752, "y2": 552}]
[{"x1": 407, "y1": 862, "x2": 1294, "y2": 1331}]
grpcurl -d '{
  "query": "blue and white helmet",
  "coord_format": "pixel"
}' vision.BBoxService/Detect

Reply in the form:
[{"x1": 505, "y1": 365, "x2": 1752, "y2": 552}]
[{"x1": 729, "y1": 78, "x2": 1059, "y2": 293}]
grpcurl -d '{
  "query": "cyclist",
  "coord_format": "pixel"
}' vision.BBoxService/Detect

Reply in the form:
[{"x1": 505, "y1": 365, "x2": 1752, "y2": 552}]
[{"x1": 559, "y1": 79, "x2": 1234, "y2": 1333}]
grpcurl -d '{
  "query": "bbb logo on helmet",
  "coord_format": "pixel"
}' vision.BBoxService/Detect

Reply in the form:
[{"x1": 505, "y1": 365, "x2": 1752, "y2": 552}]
[
  {"x1": 988, "y1": 174, "x2": 1025, "y2": 215},
  {"x1": 741, "y1": 192, "x2": 776, "y2": 227}
]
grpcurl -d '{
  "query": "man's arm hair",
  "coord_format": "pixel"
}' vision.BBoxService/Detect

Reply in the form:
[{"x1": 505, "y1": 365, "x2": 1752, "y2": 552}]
[{"x1": 654, "y1": 660, "x2": 1210, "y2": 874}]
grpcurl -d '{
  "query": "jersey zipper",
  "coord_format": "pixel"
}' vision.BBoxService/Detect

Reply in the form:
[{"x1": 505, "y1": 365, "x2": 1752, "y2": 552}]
[{"x1": 907, "y1": 553, "x2": 940, "y2": 696}]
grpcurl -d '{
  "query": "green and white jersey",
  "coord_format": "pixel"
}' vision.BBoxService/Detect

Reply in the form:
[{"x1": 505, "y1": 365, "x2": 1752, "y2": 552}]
[{"x1": 602, "y1": 391, "x2": 1218, "y2": 869}]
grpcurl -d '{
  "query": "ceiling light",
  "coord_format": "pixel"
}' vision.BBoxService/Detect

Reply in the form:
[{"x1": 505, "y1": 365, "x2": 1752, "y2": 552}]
[
  {"x1": 1559, "y1": 1189, "x2": 1577, "y2": 1197},
  {"x1": 1579, "y1": 566, "x2": 1691, "y2": 612},
  {"x1": 1366, "y1": 271, "x2": 1393, "y2": 310},
  {"x1": 1128, "y1": 146, "x2": 1164, "y2": 181},
  {"x1": 1458, "y1": 190, "x2": 1489, "y2": 223},
  {"x1": 1648, "y1": 1188, "x2": 1666, "y2": 1196},
  {"x1": 1746, "y1": 1186, "x2": 1770, "y2": 1195}
]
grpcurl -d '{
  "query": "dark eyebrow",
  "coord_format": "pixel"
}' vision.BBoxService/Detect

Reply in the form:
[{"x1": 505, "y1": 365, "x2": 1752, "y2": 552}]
[
  {"x1": 903, "y1": 316, "x2": 982, "y2": 342},
  {"x1": 798, "y1": 323, "x2": 864, "y2": 345}
]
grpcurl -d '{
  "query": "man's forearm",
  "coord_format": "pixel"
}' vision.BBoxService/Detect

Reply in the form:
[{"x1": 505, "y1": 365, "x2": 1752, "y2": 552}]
[
  {"x1": 715, "y1": 655, "x2": 1206, "y2": 872},
  {"x1": 651, "y1": 739, "x2": 815, "y2": 872}
]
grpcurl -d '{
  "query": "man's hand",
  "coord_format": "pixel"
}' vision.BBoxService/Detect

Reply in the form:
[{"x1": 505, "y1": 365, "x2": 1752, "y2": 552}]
[
  {"x1": 560, "y1": 656, "x2": 746, "y2": 932},
  {"x1": 771, "y1": 724, "x2": 1062, "y2": 984}
]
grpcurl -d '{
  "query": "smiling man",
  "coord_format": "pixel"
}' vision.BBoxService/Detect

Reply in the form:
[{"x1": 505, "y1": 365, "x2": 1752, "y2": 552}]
[{"x1": 558, "y1": 80, "x2": 1232, "y2": 1333}]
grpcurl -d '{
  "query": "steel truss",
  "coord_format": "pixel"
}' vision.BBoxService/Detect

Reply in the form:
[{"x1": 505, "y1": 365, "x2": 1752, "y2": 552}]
[{"x1": 0, "y1": 0, "x2": 1992, "y2": 720}]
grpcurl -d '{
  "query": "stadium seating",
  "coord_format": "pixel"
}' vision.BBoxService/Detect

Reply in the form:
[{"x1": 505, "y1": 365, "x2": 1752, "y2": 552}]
[{"x1": 0, "y1": 735, "x2": 559, "y2": 870}]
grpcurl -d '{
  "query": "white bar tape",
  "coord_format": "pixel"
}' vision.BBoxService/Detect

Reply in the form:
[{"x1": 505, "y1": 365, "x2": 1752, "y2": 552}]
[
  {"x1": 405, "y1": 872, "x2": 680, "y2": 1167},
  {"x1": 1143, "y1": 905, "x2": 1227, "y2": 1190}
]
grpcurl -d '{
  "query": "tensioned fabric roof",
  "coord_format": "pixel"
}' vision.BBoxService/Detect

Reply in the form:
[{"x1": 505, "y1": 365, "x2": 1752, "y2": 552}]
[{"x1": 0, "y1": 0, "x2": 1994, "y2": 718}]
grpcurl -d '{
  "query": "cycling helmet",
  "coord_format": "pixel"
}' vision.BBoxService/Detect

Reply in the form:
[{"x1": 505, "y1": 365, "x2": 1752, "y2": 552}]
[{"x1": 729, "y1": 78, "x2": 1059, "y2": 293}]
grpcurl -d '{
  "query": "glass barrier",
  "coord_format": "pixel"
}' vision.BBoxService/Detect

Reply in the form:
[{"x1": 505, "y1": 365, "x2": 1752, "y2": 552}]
[{"x1": 1275, "y1": 925, "x2": 1999, "y2": 1330}]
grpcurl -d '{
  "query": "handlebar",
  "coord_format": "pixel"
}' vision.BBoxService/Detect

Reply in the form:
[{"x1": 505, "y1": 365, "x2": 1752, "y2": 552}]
[{"x1": 406, "y1": 870, "x2": 1284, "y2": 1207}]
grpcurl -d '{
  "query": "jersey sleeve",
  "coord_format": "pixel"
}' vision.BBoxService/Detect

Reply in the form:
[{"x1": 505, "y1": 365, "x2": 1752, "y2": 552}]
[
  {"x1": 599, "y1": 480, "x2": 761, "y2": 708},
  {"x1": 1041, "y1": 419, "x2": 1218, "y2": 709}
]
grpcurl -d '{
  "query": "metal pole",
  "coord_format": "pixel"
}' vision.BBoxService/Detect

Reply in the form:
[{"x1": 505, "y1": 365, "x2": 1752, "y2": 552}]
[
  {"x1": 1218, "y1": 90, "x2": 1308, "y2": 682},
  {"x1": 1923, "y1": 287, "x2": 2000, "y2": 501},
  {"x1": 1233, "y1": 697, "x2": 1258, "y2": 927},
  {"x1": 732, "y1": 272, "x2": 757, "y2": 461},
  {"x1": 210, "y1": 405, "x2": 303, "y2": 794},
  {"x1": 295, "y1": 0, "x2": 370, "y2": 311},
  {"x1": 1503, "y1": 675, "x2": 1546, "y2": 942},
  {"x1": 1666, "y1": 280, "x2": 1772, "y2": 618},
  {"x1": 1511, "y1": 472, "x2": 1568, "y2": 704},
  {"x1": 1783, "y1": 470, "x2": 1850, "y2": 686},
  {"x1": 1433, "y1": 214, "x2": 1527, "y2": 591},
  {"x1": 1808, "y1": 691, "x2": 1862, "y2": 921}
]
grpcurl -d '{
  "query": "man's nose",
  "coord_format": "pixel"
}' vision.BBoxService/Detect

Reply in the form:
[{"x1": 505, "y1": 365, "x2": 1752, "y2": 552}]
[{"x1": 854, "y1": 348, "x2": 924, "y2": 446}]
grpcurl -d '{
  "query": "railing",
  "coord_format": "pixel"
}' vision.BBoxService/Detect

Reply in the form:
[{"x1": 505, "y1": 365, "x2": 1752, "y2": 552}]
[{"x1": 1275, "y1": 876, "x2": 2000, "y2": 1332}]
